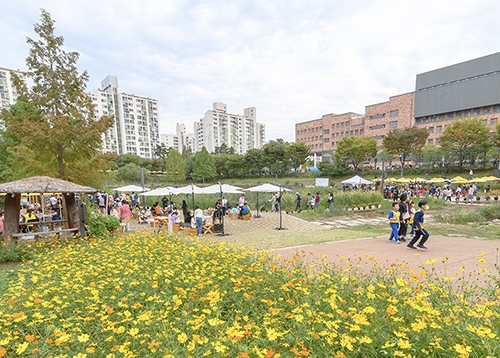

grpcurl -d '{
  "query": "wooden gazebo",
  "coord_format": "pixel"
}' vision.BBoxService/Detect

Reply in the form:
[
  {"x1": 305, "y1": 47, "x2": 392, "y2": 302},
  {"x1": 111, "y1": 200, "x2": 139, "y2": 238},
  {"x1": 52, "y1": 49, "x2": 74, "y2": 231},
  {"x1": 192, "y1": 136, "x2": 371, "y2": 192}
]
[{"x1": 0, "y1": 176, "x2": 96, "y2": 242}]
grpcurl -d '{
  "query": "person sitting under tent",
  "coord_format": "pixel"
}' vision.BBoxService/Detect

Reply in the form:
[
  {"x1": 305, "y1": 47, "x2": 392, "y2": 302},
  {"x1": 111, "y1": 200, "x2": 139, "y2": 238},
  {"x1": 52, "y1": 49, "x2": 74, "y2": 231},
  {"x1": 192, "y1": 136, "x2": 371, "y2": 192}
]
[{"x1": 238, "y1": 202, "x2": 250, "y2": 219}]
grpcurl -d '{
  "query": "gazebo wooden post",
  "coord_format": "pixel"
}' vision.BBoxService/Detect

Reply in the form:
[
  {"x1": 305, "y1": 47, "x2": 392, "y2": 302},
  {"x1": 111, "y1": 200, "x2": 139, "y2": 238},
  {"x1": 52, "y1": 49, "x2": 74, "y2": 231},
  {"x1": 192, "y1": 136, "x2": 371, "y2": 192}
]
[
  {"x1": 64, "y1": 193, "x2": 79, "y2": 229},
  {"x1": 3, "y1": 193, "x2": 21, "y2": 244}
]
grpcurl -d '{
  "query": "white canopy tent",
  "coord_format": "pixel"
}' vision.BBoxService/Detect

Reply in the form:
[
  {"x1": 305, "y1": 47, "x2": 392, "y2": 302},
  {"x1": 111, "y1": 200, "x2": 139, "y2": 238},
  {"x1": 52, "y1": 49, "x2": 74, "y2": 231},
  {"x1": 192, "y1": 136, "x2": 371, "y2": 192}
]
[
  {"x1": 244, "y1": 183, "x2": 291, "y2": 227},
  {"x1": 341, "y1": 175, "x2": 373, "y2": 186},
  {"x1": 142, "y1": 187, "x2": 178, "y2": 196},
  {"x1": 114, "y1": 184, "x2": 149, "y2": 192},
  {"x1": 201, "y1": 183, "x2": 244, "y2": 194}
]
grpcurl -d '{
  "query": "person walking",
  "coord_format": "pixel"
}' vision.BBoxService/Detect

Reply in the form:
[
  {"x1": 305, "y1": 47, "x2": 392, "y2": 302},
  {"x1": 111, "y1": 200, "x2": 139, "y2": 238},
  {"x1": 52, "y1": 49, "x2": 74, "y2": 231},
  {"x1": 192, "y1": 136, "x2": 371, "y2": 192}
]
[
  {"x1": 294, "y1": 192, "x2": 302, "y2": 213},
  {"x1": 407, "y1": 200, "x2": 430, "y2": 250},
  {"x1": 119, "y1": 200, "x2": 132, "y2": 231},
  {"x1": 388, "y1": 202, "x2": 401, "y2": 244},
  {"x1": 314, "y1": 192, "x2": 321, "y2": 209},
  {"x1": 194, "y1": 206, "x2": 203, "y2": 236},
  {"x1": 327, "y1": 192, "x2": 334, "y2": 210},
  {"x1": 398, "y1": 194, "x2": 410, "y2": 242}
]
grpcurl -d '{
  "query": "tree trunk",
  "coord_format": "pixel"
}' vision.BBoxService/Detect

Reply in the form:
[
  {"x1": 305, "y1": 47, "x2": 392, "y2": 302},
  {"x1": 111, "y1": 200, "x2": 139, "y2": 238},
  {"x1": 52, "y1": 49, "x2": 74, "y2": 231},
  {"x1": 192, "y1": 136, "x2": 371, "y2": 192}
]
[{"x1": 57, "y1": 143, "x2": 65, "y2": 178}]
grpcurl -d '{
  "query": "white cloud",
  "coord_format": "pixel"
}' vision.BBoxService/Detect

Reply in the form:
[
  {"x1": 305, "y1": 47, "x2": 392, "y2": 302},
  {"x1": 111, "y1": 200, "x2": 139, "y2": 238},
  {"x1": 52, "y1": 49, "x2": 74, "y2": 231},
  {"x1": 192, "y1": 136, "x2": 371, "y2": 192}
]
[{"x1": 2, "y1": 0, "x2": 500, "y2": 141}]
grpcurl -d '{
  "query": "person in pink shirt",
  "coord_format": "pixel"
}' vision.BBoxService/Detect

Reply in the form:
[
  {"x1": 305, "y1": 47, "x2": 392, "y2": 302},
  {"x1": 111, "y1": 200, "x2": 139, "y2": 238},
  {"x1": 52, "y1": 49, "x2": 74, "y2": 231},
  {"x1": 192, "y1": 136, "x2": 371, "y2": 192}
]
[
  {"x1": 120, "y1": 200, "x2": 132, "y2": 231},
  {"x1": 0, "y1": 212, "x2": 4, "y2": 232}
]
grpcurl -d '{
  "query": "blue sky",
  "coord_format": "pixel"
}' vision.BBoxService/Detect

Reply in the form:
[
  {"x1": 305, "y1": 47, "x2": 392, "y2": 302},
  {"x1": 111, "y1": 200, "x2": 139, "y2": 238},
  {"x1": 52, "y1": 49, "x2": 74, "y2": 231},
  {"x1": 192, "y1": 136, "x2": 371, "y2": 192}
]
[{"x1": 2, "y1": 0, "x2": 500, "y2": 142}]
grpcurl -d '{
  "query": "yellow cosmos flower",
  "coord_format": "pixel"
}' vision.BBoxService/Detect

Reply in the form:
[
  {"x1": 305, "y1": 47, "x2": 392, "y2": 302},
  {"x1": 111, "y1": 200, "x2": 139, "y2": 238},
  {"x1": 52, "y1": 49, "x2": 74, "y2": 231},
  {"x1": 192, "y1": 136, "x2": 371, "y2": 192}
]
[
  {"x1": 16, "y1": 342, "x2": 29, "y2": 355},
  {"x1": 78, "y1": 334, "x2": 90, "y2": 342},
  {"x1": 478, "y1": 258, "x2": 487, "y2": 264},
  {"x1": 454, "y1": 343, "x2": 472, "y2": 355},
  {"x1": 426, "y1": 259, "x2": 437, "y2": 265},
  {"x1": 177, "y1": 333, "x2": 188, "y2": 344},
  {"x1": 128, "y1": 328, "x2": 139, "y2": 337}
]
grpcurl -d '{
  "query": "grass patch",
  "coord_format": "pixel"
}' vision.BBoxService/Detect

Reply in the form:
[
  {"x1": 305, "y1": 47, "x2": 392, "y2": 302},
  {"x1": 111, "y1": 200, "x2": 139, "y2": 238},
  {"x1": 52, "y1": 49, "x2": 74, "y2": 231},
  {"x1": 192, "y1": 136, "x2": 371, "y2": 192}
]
[{"x1": 433, "y1": 204, "x2": 500, "y2": 225}]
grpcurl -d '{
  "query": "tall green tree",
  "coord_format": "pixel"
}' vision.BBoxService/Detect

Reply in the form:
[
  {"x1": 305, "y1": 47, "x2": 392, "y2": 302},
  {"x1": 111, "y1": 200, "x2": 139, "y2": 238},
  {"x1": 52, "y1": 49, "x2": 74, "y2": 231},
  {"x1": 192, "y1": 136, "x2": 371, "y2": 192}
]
[
  {"x1": 214, "y1": 143, "x2": 235, "y2": 155},
  {"x1": 164, "y1": 148, "x2": 186, "y2": 183},
  {"x1": 153, "y1": 143, "x2": 170, "y2": 171},
  {"x1": 193, "y1": 146, "x2": 216, "y2": 182},
  {"x1": 440, "y1": 117, "x2": 492, "y2": 169},
  {"x1": 245, "y1": 148, "x2": 264, "y2": 174},
  {"x1": 2, "y1": 10, "x2": 113, "y2": 183},
  {"x1": 335, "y1": 136, "x2": 377, "y2": 171},
  {"x1": 262, "y1": 139, "x2": 287, "y2": 174},
  {"x1": 284, "y1": 142, "x2": 310, "y2": 171},
  {"x1": 382, "y1": 127, "x2": 429, "y2": 176}
]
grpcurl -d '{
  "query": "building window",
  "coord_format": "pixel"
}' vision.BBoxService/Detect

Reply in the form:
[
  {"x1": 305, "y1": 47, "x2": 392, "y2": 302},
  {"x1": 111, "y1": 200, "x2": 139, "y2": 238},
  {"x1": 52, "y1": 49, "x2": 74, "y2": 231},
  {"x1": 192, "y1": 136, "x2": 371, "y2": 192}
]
[
  {"x1": 324, "y1": 129, "x2": 330, "y2": 134},
  {"x1": 491, "y1": 118, "x2": 497, "y2": 126},
  {"x1": 435, "y1": 138, "x2": 440, "y2": 145},
  {"x1": 360, "y1": 129, "x2": 364, "y2": 135},
  {"x1": 474, "y1": 108, "x2": 481, "y2": 115},
  {"x1": 390, "y1": 110, "x2": 399, "y2": 118},
  {"x1": 324, "y1": 138, "x2": 330, "y2": 142},
  {"x1": 428, "y1": 127, "x2": 434, "y2": 133},
  {"x1": 427, "y1": 139, "x2": 433, "y2": 145},
  {"x1": 447, "y1": 112, "x2": 454, "y2": 119},
  {"x1": 436, "y1": 125, "x2": 442, "y2": 132},
  {"x1": 456, "y1": 111, "x2": 462, "y2": 118},
  {"x1": 493, "y1": 105, "x2": 500, "y2": 113},
  {"x1": 464, "y1": 110, "x2": 471, "y2": 117},
  {"x1": 341, "y1": 122, "x2": 344, "y2": 128},
  {"x1": 369, "y1": 124, "x2": 386, "y2": 130},
  {"x1": 355, "y1": 129, "x2": 358, "y2": 135},
  {"x1": 369, "y1": 113, "x2": 386, "y2": 120},
  {"x1": 389, "y1": 121, "x2": 398, "y2": 128},
  {"x1": 483, "y1": 106, "x2": 491, "y2": 114}
]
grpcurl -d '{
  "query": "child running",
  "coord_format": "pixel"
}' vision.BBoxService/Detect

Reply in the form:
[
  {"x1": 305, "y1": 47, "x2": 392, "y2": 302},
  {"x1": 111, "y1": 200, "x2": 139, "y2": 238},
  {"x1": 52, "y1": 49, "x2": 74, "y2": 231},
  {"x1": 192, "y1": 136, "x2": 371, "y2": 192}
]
[
  {"x1": 407, "y1": 200, "x2": 430, "y2": 250},
  {"x1": 388, "y1": 202, "x2": 401, "y2": 244}
]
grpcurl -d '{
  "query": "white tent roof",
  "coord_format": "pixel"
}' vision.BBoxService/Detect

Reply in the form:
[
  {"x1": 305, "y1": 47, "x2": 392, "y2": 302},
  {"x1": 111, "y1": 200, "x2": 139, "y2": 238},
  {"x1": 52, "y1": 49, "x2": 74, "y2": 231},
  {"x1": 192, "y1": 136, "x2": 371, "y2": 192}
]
[
  {"x1": 114, "y1": 184, "x2": 149, "y2": 192},
  {"x1": 174, "y1": 184, "x2": 206, "y2": 194},
  {"x1": 244, "y1": 183, "x2": 292, "y2": 192},
  {"x1": 201, "y1": 183, "x2": 244, "y2": 194},
  {"x1": 341, "y1": 175, "x2": 373, "y2": 185},
  {"x1": 142, "y1": 187, "x2": 178, "y2": 196}
]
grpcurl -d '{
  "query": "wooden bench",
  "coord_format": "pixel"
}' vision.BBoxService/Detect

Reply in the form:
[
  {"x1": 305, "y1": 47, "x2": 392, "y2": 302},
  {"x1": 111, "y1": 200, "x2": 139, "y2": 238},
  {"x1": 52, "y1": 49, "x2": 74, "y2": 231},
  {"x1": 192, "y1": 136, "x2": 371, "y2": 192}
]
[
  {"x1": 12, "y1": 228, "x2": 78, "y2": 242},
  {"x1": 183, "y1": 227, "x2": 198, "y2": 236},
  {"x1": 228, "y1": 213, "x2": 238, "y2": 220},
  {"x1": 241, "y1": 213, "x2": 251, "y2": 220}
]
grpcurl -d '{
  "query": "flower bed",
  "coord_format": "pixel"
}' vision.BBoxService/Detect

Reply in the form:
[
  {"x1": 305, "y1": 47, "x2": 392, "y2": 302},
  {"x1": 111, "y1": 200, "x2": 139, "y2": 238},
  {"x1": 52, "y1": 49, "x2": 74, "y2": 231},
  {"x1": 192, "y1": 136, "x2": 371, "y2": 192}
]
[{"x1": 0, "y1": 233, "x2": 498, "y2": 357}]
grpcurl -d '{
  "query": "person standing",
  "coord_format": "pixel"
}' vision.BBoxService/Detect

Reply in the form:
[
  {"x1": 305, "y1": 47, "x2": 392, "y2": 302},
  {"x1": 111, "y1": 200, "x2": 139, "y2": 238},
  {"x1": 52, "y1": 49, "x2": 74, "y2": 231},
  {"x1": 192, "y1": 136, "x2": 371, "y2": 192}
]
[
  {"x1": 120, "y1": 200, "x2": 132, "y2": 231},
  {"x1": 407, "y1": 200, "x2": 430, "y2": 250},
  {"x1": 194, "y1": 206, "x2": 203, "y2": 236},
  {"x1": 181, "y1": 200, "x2": 189, "y2": 220},
  {"x1": 469, "y1": 169, "x2": 473, "y2": 180},
  {"x1": 162, "y1": 196, "x2": 169, "y2": 210},
  {"x1": 327, "y1": 192, "x2": 334, "y2": 209},
  {"x1": 315, "y1": 192, "x2": 321, "y2": 209},
  {"x1": 294, "y1": 192, "x2": 302, "y2": 213},
  {"x1": 388, "y1": 202, "x2": 401, "y2": 244},
  {"x1": 398, "y1": 194, "x2": 410, "y2": 242}
]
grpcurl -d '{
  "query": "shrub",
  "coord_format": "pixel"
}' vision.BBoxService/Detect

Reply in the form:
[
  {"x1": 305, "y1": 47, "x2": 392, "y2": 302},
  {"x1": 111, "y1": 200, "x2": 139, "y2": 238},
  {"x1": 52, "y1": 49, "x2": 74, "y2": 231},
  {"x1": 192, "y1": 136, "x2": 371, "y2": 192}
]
[{"x1": 88, "y1": 213, "x2": 120, "y2": 237}]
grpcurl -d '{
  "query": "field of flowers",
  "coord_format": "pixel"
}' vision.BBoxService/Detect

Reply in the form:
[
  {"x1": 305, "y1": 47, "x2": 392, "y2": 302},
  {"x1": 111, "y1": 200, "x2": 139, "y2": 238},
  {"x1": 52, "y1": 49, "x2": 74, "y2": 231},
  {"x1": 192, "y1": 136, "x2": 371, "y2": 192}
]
[{"x1": 1, "y1": 233, "x2": 499, "y2": 357}]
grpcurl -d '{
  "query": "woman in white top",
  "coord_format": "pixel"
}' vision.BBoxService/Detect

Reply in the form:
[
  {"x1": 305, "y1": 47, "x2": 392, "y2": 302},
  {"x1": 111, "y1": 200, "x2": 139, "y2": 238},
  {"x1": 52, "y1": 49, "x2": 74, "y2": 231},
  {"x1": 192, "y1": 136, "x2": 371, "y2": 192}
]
[{"x1": 194, "y1": 206, "x2": 203, "y2": 235}]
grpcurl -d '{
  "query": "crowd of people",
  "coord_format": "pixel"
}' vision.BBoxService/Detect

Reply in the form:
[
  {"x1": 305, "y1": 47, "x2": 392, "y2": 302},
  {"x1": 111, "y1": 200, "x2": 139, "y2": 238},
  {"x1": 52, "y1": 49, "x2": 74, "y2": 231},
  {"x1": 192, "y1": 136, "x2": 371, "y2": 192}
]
[{"x1": 385, "y1": 181, "x2": 486, "y2": 203}]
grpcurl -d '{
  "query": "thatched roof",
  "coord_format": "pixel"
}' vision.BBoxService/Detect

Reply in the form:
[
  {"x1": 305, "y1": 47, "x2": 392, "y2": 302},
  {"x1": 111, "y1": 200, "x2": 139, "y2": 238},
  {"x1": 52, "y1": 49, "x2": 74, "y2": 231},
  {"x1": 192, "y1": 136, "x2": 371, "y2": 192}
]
[{"x1": 0, "y1": 176, "x2": 97, "y2": 194}]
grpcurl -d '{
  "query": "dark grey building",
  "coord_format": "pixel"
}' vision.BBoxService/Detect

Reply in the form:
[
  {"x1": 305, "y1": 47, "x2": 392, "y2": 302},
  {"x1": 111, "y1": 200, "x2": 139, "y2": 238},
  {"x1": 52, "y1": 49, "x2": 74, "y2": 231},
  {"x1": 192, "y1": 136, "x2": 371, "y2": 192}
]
[{"x1": 415, "y1": 52, "x2": 500, "y2": 119}]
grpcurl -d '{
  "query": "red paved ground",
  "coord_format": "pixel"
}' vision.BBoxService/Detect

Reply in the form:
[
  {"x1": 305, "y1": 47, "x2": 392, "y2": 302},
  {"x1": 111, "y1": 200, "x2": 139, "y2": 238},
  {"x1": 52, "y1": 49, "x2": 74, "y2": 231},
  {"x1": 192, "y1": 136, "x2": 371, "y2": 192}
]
[{"x1": 275, "y1": 235, "x2": 500, "y2": 286}]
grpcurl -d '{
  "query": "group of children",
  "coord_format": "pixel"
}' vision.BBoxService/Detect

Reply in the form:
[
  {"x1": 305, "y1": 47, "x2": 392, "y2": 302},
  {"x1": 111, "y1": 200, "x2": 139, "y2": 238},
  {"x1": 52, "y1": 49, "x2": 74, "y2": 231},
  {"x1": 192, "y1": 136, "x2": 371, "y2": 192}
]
[{"x1": 388, "y1": 196, "x2": 430, "y2": 250}]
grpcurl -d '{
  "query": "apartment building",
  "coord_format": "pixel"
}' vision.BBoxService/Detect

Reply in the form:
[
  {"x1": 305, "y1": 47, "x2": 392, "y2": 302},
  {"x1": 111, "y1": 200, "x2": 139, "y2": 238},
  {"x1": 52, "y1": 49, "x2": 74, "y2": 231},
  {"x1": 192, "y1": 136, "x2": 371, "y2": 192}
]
[
  {"x1": 160, "y1": 133, "x2": 178, "y2": 150},
  {"x1": 91, "y1": 75, "x2": 160, "y2": 158},
  {"x1": 0, "y1": 67, "x2": 29, "y2": 130},
  {"x1": 194, "y1": 102, "x2": 266, "y2": 154}
]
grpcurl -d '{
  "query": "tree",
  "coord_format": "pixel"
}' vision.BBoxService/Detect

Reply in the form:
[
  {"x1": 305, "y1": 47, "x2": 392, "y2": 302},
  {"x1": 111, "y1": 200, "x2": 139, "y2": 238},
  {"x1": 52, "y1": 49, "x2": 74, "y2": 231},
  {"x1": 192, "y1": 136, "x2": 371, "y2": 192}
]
[
  {"x1": 284, "y1": 142, "x2": 310, "y2": 171},
  {"x1": 2, "y1": 10, "x2": 113, "y2": 183},
  {"x1": 214, "y1": 143, "x2": 235, "y2": 155},
  {"x1": 383, "y1": 127, "x2": 429, "y2": 176},
  {"x1": 164, "y1": 148, "x2": 186, "y2": 183},
  {"x1": 440, "y1": 117, "x2": 492, "y2": 169},
  {"x1": 182, "y1": 147, "x2": 195, "y2": 180},
  {"x1": 116, "y1": 163, "x2": 143, "y2": 183},
  {"x1": 193, "y1": 146, "x2": 216, "y2": 182},
  {"x1": 117, "y1": 154, "x2": 142, "y2": 168},
  {"x1": 245, "y1": 148, "x2": 264, "y2": 174},
  {"x1": 154, "y1": 143, "x2": 170, "y2": 171},
  {"x1": 262, "y1": 139, "x2": 287, "y2": 174},
  {"x1": 335, "y1": 136, "x2": 377, "y2": 171}
]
